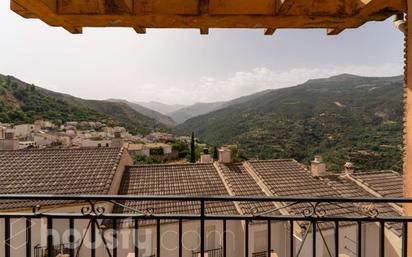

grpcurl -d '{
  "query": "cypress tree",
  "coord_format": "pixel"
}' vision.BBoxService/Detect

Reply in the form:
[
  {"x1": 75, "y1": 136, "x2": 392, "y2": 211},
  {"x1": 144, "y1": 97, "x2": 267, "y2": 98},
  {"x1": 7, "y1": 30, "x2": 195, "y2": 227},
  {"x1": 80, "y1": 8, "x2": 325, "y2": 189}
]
[
  {"x1": 190, "y1": 131, "x2": 196, "y2": 163},
  {"x1": 213, "y1": 146, "x2": 218, "y2": 160}
]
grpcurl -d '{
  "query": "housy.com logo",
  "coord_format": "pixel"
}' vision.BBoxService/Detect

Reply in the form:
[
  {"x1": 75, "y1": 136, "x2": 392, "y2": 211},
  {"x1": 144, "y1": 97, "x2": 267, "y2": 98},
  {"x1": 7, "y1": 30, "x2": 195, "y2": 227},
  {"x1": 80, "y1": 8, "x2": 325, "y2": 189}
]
[{"x1": 4, "y1": 219, "x2": 237, "y2": 255}]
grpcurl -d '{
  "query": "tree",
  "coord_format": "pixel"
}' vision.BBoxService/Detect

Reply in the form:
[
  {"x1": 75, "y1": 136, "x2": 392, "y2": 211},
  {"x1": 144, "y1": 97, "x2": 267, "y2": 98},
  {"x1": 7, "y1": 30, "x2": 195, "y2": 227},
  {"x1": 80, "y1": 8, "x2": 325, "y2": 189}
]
[
  {"x1": 150, "y1": 147, "x2": 164, "y2": 156},
  {"x1": 213, "y1": 146, "x2": 218, "y2": 160},
  {"x1": 172, "y1": 140, "x2": 189, "y2": 159},
  {"x1": 190, "y1": 131, "x2": 196, "y2": 163},
  {"x1": 134, "y1": 155, "x2": 160, "y2": 165}
]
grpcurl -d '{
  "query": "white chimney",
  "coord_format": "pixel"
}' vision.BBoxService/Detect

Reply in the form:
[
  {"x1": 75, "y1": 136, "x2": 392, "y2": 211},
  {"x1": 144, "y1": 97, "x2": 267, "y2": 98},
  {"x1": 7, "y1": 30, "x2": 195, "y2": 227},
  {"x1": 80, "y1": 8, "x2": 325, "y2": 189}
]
[
  {"x1": 344, "y1": 162, "x2": 354, "y2": 175},
  {"x1": 311, "y1": 155, "x2": 326, "y2": 177},
  {"x1": 200, "y1": 148, "x2": 212, "y2": 163},
  {"x1": 218, "y1": 146, "x2": 232, "y2": 163}
]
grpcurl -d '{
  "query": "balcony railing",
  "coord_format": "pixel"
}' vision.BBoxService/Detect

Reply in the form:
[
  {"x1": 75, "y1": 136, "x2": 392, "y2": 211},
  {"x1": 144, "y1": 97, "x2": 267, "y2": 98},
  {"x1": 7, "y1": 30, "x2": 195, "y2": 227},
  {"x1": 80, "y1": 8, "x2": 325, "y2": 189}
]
[
  {"x1": 34, "y1": 242, "x2": 73, "y2": 257},
  {"x1": 252, "y1": 250, "x2": 275, "y2": 257},
  {"x1": 192, "y1": 247, "x2": 224, "y2": 257},
  {"x1": 0, "y1": 194, "x2": 410, "y2": 257}
]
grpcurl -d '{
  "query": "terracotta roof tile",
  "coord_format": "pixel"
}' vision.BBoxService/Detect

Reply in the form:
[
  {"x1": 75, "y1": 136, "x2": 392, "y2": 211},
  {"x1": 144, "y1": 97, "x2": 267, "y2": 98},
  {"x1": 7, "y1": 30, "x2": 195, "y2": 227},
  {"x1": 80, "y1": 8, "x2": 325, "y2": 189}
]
[
  {"x1": 217, "y1": 163, "x2": 277, "y2": 215},
  {"x1": 350, "y1": 171, "x2": 403, "y2": 198},
  {"x1": 324, "y1": 175, "x2": 403, "y2": 236},
  {"x1": 114, "y1": 163, "x2": 239, "y2": 226},
  {"x1": 246, "y1": 160, "x2": 402, "y2": 231},
  {"x1": 0, "y1": 148, "x2": 124, "y2": 209}
]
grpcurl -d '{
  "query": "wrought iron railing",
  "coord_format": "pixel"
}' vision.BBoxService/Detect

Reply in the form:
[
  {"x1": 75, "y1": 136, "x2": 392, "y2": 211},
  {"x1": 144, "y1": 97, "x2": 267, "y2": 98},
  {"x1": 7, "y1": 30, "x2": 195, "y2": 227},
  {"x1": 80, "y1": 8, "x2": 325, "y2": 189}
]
[
  {"x1": 34, "y1": 242, "x2": 73, "y2": 257},
  {"x1": 0, "y1": 194, "x2": 410, "y2": 257},
  {"x1": 252, "y1": 250, "x2": 275, "y2": 257},
  {"x1": 192, "y1": 247, "x2": 224, "y2": 257}
]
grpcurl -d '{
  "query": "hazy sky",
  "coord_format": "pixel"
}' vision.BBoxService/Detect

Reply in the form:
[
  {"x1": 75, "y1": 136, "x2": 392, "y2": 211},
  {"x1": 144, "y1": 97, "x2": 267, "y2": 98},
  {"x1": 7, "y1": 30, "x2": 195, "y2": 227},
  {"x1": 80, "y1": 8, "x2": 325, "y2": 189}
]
[{"x1": 0, "y1": 1, "x2": 405, "y2": 105}]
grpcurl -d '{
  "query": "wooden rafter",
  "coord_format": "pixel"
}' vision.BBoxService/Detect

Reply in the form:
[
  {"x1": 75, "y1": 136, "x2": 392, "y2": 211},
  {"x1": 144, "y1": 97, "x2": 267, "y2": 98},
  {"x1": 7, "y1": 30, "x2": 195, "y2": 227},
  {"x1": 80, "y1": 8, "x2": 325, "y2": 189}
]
[
  {"x1": 12, "y1": 0, "x2": 82, "y2": 33},
  {"x1": 133, "y1": 26, "x2": 146, "y2": 34},
  {"x1": 104, "y1": 0, "x2": 133, "y2": 13},
  {"x1": 264, "y1": 28, "x2": 276, "y2": 35},
  {"x1": 10, "y1": 1, "x2": 36, "y2": 18},
  {"x1": 326, "y1": 27, "x2": 346, "y2": 36},
  {"x1": 199, "y1": 0, "x2": 210, "y2": 14},
  {"x1": 327, "y1": 0, "x2": 406, "y2": 35},
  {"x1": 277, "y1": 0, "x2": 296, "y2": 15},
  {"x1": 200, "y1": 28, "x2": 209, "y2": 35},
  {"x1": 53, "y1": 14, "x2": 393, "y2": 29},
  {"x1": 9, "y1": 0, "x2": 406, "y2": 35},
  {"x1": 56, "y1": 0, "x2": 133, "y2": 14}
]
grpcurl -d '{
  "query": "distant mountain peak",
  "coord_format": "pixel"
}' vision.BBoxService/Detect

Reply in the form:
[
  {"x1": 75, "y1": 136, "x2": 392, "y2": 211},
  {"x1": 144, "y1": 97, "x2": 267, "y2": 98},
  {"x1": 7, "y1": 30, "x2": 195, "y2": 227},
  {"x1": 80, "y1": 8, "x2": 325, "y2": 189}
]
[
  {"x1": 135, "y1": 101, "x2": 186, "y2": 115},
  {"x1": 305, "y1": 73, "x2": 363, "y2": 85},
  {"x1": 328, "y1": 73, "x2": 362, "y2": 80},
  {"x1": 107, "y1": 99, "x2": 177, "y2": 127}
]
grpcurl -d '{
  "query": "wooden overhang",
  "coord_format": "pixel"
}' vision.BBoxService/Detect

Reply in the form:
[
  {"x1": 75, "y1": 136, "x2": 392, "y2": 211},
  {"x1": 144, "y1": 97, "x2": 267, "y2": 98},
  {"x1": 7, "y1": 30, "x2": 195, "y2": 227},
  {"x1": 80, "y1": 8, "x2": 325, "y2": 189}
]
[{"x1": 10, "y1": 0, "x2": 406, "y2": 35}]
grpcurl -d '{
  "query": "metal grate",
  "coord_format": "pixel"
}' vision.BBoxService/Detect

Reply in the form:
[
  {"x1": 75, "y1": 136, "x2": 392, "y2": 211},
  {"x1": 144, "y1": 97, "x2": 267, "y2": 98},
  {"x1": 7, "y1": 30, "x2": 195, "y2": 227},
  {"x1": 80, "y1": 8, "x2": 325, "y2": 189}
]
[
  {"x1": 0, "y1": 194, "x2": 409, "y2": 257},
  {"x1": 192, "y1": 247, "x2": 223, "y2": 257}
]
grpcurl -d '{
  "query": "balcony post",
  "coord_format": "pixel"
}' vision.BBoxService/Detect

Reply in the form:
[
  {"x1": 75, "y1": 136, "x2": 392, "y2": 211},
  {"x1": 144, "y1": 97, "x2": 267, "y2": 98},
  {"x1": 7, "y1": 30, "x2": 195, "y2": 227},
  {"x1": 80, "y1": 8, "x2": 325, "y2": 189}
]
[{"x1": 406, "y1": 1, "x2": 412, "y2": 256}]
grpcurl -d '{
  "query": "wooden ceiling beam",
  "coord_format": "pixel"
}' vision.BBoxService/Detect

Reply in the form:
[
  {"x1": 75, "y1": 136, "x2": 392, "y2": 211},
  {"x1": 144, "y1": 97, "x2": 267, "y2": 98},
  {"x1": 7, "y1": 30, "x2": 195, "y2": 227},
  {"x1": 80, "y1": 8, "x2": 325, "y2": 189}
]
[
  {"x1": 100, "y1": 0, "x2": 134, "y2": 14},
  {"x1": 199, "y1": 0, "x2": 210, "y2": 14},
  {"x1": 326, "y1": 27, "x2": 346, "y2": 35},
  {"x1": 10, "y1": 0, "x2": 403, "y2": 33},
  {"x1": 200, "y1": 28, "x2": 209, "y2": 35},
  {"x1": 277, "y1": 0, "x2": 295, "y2": 15},
  {"x1": 133, "y1": 26, "x2": 146, "y2": 34},
  {"x1": 57, "y1": 0, "x2": 133, "y2": 14},
  {"x1": 264, "y1": 28, "x2": 276, "y2": 35},
  {"x1": 10, "y1": 1, "x2": 36, "y2": 18},
  {"x1": 13, "y1": 0, "x2": 82, "y2": 34},
  {"x1": 326, "y1": 0, "x2": 405, "y2": 35},
  {"x1": 57, "y1": 13, "x2": 391, "y2": 29},
  {"x1": 102, "y1": 0, "x2": 134, "y2": 14},
  {"x1": 358, "y1": 0, "x2": 405, "y2": 16}
]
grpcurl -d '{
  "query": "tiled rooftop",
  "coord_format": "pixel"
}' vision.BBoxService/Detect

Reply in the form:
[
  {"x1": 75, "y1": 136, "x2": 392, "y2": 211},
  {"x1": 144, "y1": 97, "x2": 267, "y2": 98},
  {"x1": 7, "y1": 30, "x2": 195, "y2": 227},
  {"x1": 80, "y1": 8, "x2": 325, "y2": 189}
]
[
  {"x1": 115, "y1": 163, "x2": 239, "y2": 225},
  {"x1": 217, "y1": 163, "x2": 277, "y2": 215},
  {"x1": 246, "y1": 160, "x2": 387, "y2": 230},
  {"x1": 350, "y1": 171, "x2": 403, "y2": 198},
  {"x1": 112, "y1": 159, "x2": 404, "y2": 232},
  {"x1": 0, "y1": 147, "x2": 124, "y2": 209},
  {"x1": 324, "y1": 174, "x2": 403, "y2": 236},
  {"x1": 0, "y1": 147, "x2": 404, "y2": 235}
]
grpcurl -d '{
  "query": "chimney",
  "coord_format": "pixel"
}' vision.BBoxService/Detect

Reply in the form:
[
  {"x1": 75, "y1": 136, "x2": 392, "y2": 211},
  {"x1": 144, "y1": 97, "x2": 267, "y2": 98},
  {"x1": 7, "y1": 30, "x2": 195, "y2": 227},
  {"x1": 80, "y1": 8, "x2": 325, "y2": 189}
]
[
  {"x1": 344, "y1": 162, "x2": 354, "y2": 175},
  {"x1": 0, "y1": 130, "x2": 19, "y2": 150},
  {"x1": 218, "y1": 146, "x2": 232, "y2": 163},
  {"x1": 200, "y1": 148, "x2": 212, "y2": 163},
  {"x1": 111, "y1": 131, "x2": 124, "y2": 148},
  {"x1": 310, "y1": 155, "x2": 326, "y2": 177}
]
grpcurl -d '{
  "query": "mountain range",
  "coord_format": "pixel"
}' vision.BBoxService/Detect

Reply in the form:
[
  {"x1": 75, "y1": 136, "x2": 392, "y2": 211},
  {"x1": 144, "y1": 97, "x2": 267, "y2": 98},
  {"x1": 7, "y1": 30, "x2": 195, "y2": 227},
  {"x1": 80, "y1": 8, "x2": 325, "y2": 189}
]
[
  {"x1": 0, "y1": 74, "x2": 170, "y2": 135},
  {"x1": 178, "y1": 74, "x2": 403, "y2": 172},
  {"x1": 107, "y1": 99, "x2": 177, "y2": 127},
  {"x1": 0, "y1": 73, "x2": 404, "y2": 172},
  {"x1": 136, "y1": 101, "x2": 186, "y2": 115},
  {"x1": 164, "y1": 90, "x2": 273, "y2": 123}
]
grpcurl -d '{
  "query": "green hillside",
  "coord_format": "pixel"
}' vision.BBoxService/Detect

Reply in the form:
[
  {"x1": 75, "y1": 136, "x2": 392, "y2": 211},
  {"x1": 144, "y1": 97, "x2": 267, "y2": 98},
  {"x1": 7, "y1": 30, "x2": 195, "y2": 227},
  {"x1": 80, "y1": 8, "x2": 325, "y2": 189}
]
[
  {"x1": 0, "y1": 74, "x2": 169, "y2": 135},
  {"x1": 179, "y1": 74, "x2": 404, "y2": 172}
]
